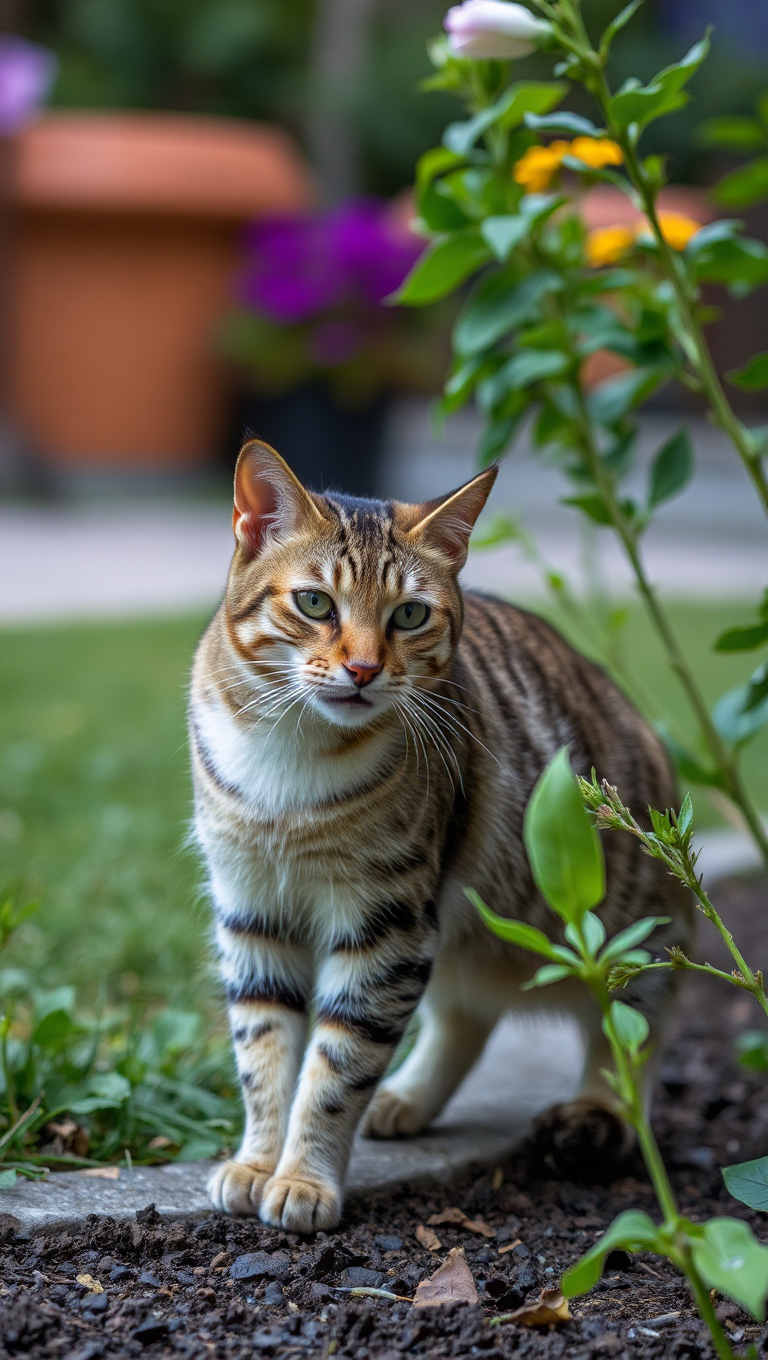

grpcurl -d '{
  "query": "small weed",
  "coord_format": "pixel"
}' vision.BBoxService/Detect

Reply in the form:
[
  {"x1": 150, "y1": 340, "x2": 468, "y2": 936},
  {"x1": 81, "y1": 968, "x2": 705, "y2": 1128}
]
[{"x1": 0, "y1": 885, "x2": 241, "y2": 1185}]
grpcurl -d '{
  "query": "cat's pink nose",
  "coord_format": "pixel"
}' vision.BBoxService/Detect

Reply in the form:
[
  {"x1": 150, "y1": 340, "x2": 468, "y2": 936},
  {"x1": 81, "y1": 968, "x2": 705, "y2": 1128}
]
[{"x1": 343, "y1": 660, "x2": 383, "y2": 689}]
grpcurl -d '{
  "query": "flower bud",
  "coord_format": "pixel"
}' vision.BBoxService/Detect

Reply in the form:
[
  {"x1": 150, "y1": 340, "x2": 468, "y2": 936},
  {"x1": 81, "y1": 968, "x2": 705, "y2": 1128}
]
[{"x1": 444, "y1": 1, "x2": 552, "y2": 59}]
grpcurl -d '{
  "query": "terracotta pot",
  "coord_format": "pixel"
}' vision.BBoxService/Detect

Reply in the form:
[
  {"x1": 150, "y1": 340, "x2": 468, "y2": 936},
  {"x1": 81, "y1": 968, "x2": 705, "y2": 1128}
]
[{"x1": 7, "y1": 112, "x2": 314, "y2": 473}]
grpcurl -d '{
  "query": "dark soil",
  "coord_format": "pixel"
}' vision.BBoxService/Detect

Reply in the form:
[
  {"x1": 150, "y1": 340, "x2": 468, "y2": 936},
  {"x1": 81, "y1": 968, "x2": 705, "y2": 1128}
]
[{"x1": 3, "y1": 876, "x2": 768, "y2": 1360}]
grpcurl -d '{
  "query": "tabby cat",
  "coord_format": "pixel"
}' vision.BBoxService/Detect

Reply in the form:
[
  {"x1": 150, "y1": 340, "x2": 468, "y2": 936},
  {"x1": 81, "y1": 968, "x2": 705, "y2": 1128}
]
[{"x1": 189, "y1": 439, "x2": 692, "y2": 1232}]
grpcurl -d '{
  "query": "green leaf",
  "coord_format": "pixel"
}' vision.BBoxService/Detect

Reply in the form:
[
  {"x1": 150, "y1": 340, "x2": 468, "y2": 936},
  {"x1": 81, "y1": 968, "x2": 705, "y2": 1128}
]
[
  {"x1": 736, "y1": 1030, "x2": 768, "y2": 1072},
  {"x1": 444, "y1": 81, "x2": 566, "y2": 156},
  {"x1": 562, "y1": 494, "x2": 612, "y2": 526},
  {"x1": 694, "y1": 236, "x2": 768, "y2": 291},
  {"x1": 32, "y1": 1008, "x2": 78, "y2": 1051},
  {"x1": 496, "y1": 349, "x2": 569, "y2": 390},
  {"x1": 481, "y1": 197, "x2": 563, "y2": 262},
  {"x1": 562, "y1": 1210, "x2": 661, "y2": 1298},
  {"x1": 713, "y1": 682, "x2": 768, "y2": 747},
  {"x1": 477, "y1": 412, "x2": 525, "y2": 464},
  {"x1": 0, "y1": 1169, "x2": 17, "y2": 1190},
  {"x1": 648, "y1": 429, "x2": 694, "y2": 508},
  {"x1": 587, "y1": 367, "x2": 668, "y2": 426},
  {"x1": 481, "y1": 215, "x2": 530, "y2": 262},
  {"x1": 600, "y1": 917, "x2": 670, "y2": 962},
  {"x1": 727, "y1": 351, "x2": 768, "y2": 392},
  {"x1": 523, "y1": 747, "x2": 606, "y2": 923},
  {"x1": 743, "y1": 662, "x2": 768, "y2": 714},
  {"x1": 715, "y1": 622, "x2": 768, "y2": 652},
  {"x1": 522, "y1": 963, "x2": 574, "y2": 989},
  {"x1": 566, "y1": 911, "x2": 606, "y2": 956},
  {"x1": 691, "y1": 1217, "x2": 768, "y2": 1320},
  {"x1": 699, "y1": 116, "x2": 766, "y2": 152},
  {"x1": 416, "y1": 145, "x2": 465, "y2": 194},
  {"x1": 715, "y1": 159, "x2": 768, "y2": 210},
  {"x1": 392, "y1": 234, "x2": 491, "y2": 306},
  {"x1": 600, "y1": 0, "x2": 644, "y2": 54},
  {"x1": 524, "y1": 111, "x2": 601, "y2": 136},
  {"x1": 464, "y1": 888, "x2": 559, "y2": 958},
  {"x1": 418, "y1": 182, "x2": 473, "y2": 232},
  {"x1": 609, "y1": 35, "x2": 710, "y2": 132},
  {"x1": 454, "y1": 269, "x2": 563, "y2": 356},
  {"x1": 608, "y1": 1000, "x2": 649, "y2": 1053},
  {"x1": 678, "y1": 792, "x2": 694, "y2": 838},
  {"x1": 68, "y1": 1070, "x2": 132, "y2": 1114},
  {"x1": 723, "y1": 1156, "x2": 768, "y2": 1212}
]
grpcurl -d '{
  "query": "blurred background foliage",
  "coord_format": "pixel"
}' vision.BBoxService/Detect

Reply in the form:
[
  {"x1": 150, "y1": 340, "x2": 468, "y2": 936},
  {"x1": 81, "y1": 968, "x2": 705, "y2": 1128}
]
[{"x1": 12, "y1": 0, "x2": 768, "y2": 196}]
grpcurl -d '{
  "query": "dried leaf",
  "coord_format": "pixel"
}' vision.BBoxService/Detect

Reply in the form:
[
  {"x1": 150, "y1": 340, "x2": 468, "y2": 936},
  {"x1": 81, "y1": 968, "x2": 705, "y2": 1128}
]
[
  {"x1": 76, "y1": 1274, "x2": 104, "y2": 1294},
  {"x1": 498, "y1": 1238, "x2": 523, "y2": 1255},
  {"x1": 47, "y1": 1120, "x2": 78, "y2": 1138},
  {"x1": 492, "y1": 1167, "x2": 504, "y2": 1191},
  {"x1": 148, "y1": 1135, "x2": 175, "y2": 1150},
  {"x1": 345, "y1": 1286, "x2": 413, "y2": 1301},
  {"x1": 412, "y1": 1247, "x2": 478, "y2": 1308},
  {"x1": 427, "y1": 1206, "x2": 497, "y2": 1238},
  {"x1": 416, "y1": 1225, "x2": 442, "y2": 1251},
  {"x1": 78, "y1": 1166, "x2": 120, "y2": 1180},
  {"x1": 498, "y1": 1287, "x2": 572, "y2": 1328}
]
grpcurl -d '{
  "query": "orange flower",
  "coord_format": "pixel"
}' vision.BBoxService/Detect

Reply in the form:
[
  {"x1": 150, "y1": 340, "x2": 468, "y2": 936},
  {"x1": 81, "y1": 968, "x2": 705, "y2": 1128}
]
[
  {"x1": 513, "y1": 141, "x2": 570, "y2": 193},
  {"x1": 586, "y1": 225, "x2": 635, "y2": 267},
  {"x1": 655, "y1": 211, "x2": 701, "y2": 251},
  {"x1": 569, "y1": 137, "x2": 623, "y2": 170}
]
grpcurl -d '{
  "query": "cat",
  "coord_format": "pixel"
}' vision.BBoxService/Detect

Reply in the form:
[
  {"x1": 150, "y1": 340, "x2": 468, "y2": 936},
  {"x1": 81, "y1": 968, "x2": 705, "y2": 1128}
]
[{"x1": 189, "y1": 438, "x2": 693, "y2": 1233}]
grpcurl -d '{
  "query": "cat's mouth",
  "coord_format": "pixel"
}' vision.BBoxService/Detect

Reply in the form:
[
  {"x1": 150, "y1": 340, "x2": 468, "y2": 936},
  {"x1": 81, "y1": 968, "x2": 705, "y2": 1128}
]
[{"x1": 317, "y1": 690, "x2": 373, "y2": 708}]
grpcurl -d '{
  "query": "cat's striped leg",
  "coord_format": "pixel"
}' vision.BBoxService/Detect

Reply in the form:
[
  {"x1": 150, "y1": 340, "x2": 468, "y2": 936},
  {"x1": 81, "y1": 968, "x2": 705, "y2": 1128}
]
[
  {"x1": 362, "y1": 995, "x2": 493, "y2": 1138},
  {"x1": 259, "y1": 918, "x2": 436, "y2": 1232},
  {"x1": 208, "y1": 913, "x2": 311, "y2": 1216}
]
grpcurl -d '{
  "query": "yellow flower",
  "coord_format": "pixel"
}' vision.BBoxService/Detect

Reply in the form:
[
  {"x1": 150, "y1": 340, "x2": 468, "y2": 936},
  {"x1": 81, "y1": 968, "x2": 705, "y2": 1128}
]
[
  {"x1": 586, "y1": 225, "x2": 636, "y2": 267},
  {"x1": 513, "y1": 141, "x2": 570, "y2": 194},
  {"x1": 655, "y1": 211, "x2": 701, "y2": 251},
  {"x1": 569, "y1": 137, "x2": 624, "y2": 170}
]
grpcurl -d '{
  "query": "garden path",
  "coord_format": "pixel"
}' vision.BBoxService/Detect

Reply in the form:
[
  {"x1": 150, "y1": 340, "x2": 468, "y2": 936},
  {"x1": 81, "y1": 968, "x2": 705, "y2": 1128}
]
[{"x1": 1, "y1": 404, "x2": 765, "y2": 623}]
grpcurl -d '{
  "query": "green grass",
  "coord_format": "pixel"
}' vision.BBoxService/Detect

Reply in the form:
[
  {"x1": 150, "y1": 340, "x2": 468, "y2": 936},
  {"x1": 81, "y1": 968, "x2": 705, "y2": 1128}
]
[
  {"x1": 0, "y1": 603, "x2": 766, "y2": 1009},
  {"x1": 0, "y1": 615, "x2": 212, "y2": 1010}
]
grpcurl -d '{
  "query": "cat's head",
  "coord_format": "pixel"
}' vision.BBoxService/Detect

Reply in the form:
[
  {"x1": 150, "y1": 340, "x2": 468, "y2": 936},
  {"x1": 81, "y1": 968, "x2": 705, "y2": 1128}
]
[{"x1": 223, "y1": 440, "x2": 496, "y2": 730}]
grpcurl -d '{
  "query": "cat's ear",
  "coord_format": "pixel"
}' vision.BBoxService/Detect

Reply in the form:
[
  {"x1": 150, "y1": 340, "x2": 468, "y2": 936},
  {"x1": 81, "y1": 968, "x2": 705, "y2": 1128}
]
[
  {"x1": 408, "y1": 465, "x2": 498, "y2": 570},
  {"x1": 233, "y1": 439, "x2": 325, "y2": 555}
]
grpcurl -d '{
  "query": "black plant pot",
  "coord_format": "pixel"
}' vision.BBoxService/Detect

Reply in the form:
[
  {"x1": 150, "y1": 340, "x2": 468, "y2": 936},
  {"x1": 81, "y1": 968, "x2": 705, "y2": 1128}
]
[{"x1": 229, "y1": 382, "x2": 390, "y2": 499}]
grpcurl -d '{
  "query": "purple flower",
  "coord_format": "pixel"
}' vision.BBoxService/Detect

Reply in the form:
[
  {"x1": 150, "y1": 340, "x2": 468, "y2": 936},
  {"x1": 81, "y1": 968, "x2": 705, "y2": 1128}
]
[
  {"x1": 0, "y1": 35, "x2": 57, "y2": 136},
  {"x1": 238, "y1": 198, "x2": 422, "y2": 325},
  {"x1": 328, "y1": 199, "x2": 423, "y2": 307}
]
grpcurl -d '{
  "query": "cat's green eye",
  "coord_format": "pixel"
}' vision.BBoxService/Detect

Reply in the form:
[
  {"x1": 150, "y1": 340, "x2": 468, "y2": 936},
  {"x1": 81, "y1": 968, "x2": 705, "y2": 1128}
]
[
  {"x1": 295, "y1": 589, "x2": 335, "y2": 620},
  {"x1": 391, "y1": 601, "x2": 430, "y2": 631}
]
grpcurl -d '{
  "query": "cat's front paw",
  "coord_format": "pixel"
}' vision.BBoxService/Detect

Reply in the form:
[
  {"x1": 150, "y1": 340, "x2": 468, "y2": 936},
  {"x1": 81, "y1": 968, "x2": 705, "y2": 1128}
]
[
  {"x1": 532, "y1": 1099, "x2": 633, "y2": 1179},
  {"x1": 361, "y1": 1087, "x2": 428, "y2": 1138},
  {"x1": 208, "y1": 1159, "x2": 274, "y2": 1215},
  {"x1": 259, "y1": 1172, "x2": 341, "y2": 1233}
]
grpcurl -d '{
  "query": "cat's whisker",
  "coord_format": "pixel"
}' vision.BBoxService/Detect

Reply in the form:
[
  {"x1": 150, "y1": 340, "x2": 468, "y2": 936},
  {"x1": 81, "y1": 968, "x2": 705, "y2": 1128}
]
[
  {"x1": 401, "y1": 693, "x2": 463, "y2": 795},
  {"x1": 237, "y1": 680, "x2": 301, "y2": 720},
  {"x1": 410, "y1": 687, "x2": 501, "y2": 768}
]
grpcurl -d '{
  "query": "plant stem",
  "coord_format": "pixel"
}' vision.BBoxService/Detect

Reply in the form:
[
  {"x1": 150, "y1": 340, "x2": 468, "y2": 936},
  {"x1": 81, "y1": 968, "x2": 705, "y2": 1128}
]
[
  {"x1": 593, "y1": 978, "x2": 736, "y2": 1360},
  {"x1": 682, "y1": 1249, "x2": 738, "y2": 1360},
  {"x1": 556, "y1": 0, "x2": 768, "y2": 520},
  {"x1": 617, "y1": 132, "x2": 768, "y2": 522},
  {"x1": 567, "y1": 367, "x2": 768, "y2": 867}
]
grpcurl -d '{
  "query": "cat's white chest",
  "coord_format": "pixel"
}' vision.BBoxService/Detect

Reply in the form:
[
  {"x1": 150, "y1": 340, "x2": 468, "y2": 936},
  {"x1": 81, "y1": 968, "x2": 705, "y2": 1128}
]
[{"x1": 194, "y1": 695, "x2": 383, "y2": 817}]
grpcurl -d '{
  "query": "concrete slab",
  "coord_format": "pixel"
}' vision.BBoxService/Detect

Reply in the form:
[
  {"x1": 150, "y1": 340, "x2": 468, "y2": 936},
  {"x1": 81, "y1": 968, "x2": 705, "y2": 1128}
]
[
  {"x1": 1, "y1": 827, "x2": 761, "y2": 1237},
  {"x1": 2, "y1": 1016, "x2": 582, "y2": 1235}
]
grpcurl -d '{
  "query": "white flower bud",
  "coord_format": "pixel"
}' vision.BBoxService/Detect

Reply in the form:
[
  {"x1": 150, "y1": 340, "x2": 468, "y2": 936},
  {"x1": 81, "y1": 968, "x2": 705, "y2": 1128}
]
[{"x1": 444, "y1": 0, "x2": 551, "y2": 59}]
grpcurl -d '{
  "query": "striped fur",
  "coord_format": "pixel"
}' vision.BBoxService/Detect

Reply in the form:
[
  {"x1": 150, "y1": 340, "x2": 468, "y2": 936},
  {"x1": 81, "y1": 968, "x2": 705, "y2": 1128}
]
[{"x1": 190, "y1": 440, "x2": 692, "y2": 1231}]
